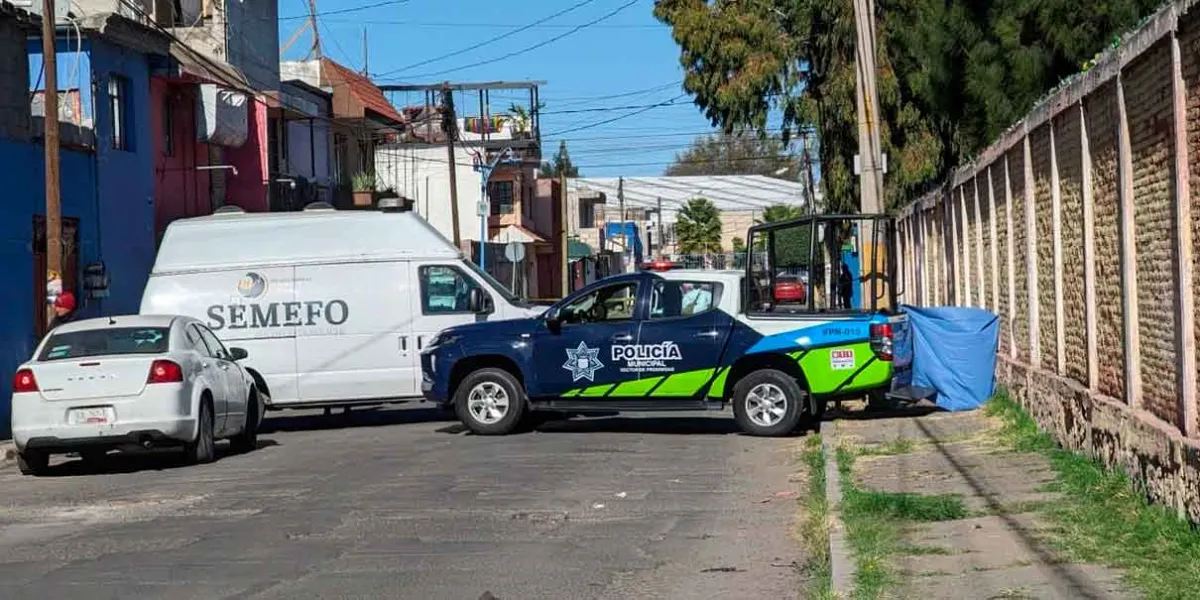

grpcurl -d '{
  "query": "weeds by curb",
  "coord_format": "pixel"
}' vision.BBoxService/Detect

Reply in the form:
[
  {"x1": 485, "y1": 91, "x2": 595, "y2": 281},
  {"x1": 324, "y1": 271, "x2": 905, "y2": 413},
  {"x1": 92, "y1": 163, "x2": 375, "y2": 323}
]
[
  {"x1": 986, "y1": 393, "x2": 1200, "y2": 599},
  {"x1": 797, "y1": 433, "x2": 834, "y2": 599}
]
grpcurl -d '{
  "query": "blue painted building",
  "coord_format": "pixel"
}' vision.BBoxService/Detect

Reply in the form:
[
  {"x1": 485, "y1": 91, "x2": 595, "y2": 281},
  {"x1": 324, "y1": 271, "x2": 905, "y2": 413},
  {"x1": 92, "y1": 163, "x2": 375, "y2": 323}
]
[{"x1": 0, "y1": 5, "x2": 161, "y2": 436}]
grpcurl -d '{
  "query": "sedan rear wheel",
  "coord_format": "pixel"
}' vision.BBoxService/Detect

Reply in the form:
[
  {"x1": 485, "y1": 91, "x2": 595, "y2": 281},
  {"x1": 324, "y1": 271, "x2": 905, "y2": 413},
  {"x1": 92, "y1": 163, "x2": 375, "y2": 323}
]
[{"x1": 185, "y1": 401, "x2": 216, "y2": 465}]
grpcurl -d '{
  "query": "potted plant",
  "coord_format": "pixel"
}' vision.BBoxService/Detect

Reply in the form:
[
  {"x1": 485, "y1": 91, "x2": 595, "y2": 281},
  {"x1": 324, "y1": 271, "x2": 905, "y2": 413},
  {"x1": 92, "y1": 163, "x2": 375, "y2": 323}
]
[
  {"x1": 376, "y1": 186, "x2": 399, "y2": 200},
  {"x1": 351, "y1": 172, "x2": 376, "y2": 207}
]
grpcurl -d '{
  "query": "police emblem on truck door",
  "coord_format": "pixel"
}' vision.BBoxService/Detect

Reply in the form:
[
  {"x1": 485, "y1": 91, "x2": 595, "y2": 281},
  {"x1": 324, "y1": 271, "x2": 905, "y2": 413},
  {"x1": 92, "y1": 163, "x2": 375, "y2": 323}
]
[{"x1": 563, "y1": 341, "x2": 604, "y2": 382}]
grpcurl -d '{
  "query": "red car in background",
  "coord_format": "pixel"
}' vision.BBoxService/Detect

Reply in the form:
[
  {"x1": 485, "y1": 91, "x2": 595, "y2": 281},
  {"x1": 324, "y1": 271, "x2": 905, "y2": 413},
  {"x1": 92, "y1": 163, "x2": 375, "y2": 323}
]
[{"x1": 774, "y1": 274, "x2": 807, "y2": 305}]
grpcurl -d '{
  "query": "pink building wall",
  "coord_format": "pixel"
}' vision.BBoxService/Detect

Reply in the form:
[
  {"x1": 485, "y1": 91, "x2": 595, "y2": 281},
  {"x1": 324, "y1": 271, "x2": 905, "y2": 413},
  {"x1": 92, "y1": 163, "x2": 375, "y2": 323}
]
[{"x1": 224, "y1": 98, "x2": 268, "y2": 212}]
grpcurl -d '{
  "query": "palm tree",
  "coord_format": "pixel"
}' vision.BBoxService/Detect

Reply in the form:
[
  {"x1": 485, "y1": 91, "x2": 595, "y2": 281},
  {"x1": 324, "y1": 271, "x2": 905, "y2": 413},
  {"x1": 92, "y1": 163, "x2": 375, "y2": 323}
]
[
  {"x1": 755, "y1": 204, "x2": 804, "y2": 225},
  {"x1": 675, "y1": 197, "x2": 722, "y2": 254}
]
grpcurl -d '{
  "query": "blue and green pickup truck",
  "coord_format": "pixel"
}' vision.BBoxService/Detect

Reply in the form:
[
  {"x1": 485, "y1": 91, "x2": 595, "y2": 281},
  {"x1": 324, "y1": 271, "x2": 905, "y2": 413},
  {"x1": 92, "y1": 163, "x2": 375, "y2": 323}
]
[{"x1": 420, "y1": 214, "x2": 921, "y2": 436}]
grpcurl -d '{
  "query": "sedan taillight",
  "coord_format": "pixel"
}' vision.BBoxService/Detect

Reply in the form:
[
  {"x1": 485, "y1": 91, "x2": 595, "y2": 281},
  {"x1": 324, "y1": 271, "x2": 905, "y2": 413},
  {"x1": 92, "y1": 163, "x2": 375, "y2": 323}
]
[
  {"x1": 147, "y1": 360, "x2": 183, "y2": 384},
  {"x1": 13, "y1": 369, "x2": 38, "y2": 393}
]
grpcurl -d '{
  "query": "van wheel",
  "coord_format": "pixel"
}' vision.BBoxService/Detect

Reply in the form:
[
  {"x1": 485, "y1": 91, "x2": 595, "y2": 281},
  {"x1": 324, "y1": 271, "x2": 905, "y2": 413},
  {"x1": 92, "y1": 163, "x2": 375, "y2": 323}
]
[
  {"x1": 454, "y1": 368, "x2": 526, "y2": 435},
  {"x1": 230, "y1": 391, "x2": 259, "y2": 454},
  {"x1": 732, "y1": 369, "x2": 806, "y2": 437},
  {"x1": 17, "y1": 450, "x2": 49, "y2": 476}
]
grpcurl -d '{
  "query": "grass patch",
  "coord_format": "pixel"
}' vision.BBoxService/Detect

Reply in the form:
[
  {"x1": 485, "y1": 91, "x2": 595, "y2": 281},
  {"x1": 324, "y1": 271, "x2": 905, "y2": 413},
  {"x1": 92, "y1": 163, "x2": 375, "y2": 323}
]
[
  {"x1": 836, "y1": 445, "x2": 968, "y2": 599},
  {"x1": 986, "y1": 392, "x2": 1200, "y2": 600},
  {"x1": 797, "y1": 435, "x2": 835, "y2": 599}
]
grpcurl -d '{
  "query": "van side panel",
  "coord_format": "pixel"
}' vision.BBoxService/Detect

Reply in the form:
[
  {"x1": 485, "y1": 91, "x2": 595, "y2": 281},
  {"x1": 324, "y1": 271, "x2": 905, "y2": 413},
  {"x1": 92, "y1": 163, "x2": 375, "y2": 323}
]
[
  {"x1": 293, "y1": 262, "x2": 418, "y2": 402},
  {"x1": 140, "y1": 267, "x2": 300, "y2": 404}
]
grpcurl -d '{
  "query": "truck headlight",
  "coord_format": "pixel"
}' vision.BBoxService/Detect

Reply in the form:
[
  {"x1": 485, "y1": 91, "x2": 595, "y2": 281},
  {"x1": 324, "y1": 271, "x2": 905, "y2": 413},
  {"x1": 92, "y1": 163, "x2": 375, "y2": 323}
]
[{"x1": 428, "y1": 333, "x2": 460, "y2": 348}]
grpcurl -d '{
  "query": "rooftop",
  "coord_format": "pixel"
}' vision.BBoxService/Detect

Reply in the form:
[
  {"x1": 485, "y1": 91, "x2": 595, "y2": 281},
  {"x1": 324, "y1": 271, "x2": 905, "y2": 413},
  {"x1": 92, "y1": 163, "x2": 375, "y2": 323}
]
[{"x1": 567, "y1": 175, "x2": 817, "y2": 216}]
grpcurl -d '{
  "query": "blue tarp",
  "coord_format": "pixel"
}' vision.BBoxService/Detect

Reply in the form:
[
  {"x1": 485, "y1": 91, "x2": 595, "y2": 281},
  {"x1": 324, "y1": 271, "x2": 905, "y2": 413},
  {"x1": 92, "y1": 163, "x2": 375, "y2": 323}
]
[{"x1": 902, "y1": 305, "x2": 999, "y2": 412}]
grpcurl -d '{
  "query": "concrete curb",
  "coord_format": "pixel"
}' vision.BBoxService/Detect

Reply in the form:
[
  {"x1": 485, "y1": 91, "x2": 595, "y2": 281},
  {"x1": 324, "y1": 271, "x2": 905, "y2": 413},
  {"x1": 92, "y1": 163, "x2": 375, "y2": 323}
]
[{"x1": 821, "y1": 419, "x2": 855, "y2": 598}]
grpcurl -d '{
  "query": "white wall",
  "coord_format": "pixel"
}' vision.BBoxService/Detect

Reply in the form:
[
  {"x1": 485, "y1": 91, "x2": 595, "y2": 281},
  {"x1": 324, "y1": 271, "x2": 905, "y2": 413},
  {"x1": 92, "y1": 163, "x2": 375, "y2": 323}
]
[{"x1": 375, "y1": 143, "x2": 487, "y2": 243}]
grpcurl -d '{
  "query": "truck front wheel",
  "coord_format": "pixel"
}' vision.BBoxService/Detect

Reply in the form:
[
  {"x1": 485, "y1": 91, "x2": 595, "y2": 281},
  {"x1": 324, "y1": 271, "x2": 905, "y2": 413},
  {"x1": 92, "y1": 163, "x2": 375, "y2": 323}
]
[
  {"x1": 454, "y1": 368, "x2": 527, "y2": 435},
  {"x1": 732, "y1": 369, "x2": 806, "y2": 437}
]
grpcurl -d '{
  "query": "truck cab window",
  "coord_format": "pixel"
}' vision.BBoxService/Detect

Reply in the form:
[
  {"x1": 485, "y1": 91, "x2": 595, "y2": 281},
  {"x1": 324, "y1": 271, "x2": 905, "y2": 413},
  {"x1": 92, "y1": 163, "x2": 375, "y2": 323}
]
[
  {"x1": 559, "y1": 282, "x2": 637, "y2": 325},
  {"x1": 420, "y1": 265, "x2": 480, "y2": 314},
  {"x1": 650, "y1": 281, "x2": 719, "y2": 319}
]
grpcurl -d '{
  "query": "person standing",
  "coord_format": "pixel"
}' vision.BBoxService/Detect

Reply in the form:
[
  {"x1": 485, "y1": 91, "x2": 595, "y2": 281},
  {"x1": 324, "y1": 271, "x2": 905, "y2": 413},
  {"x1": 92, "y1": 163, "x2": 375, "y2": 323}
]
[{"x1": 49, "y1": 290, "x2": 77, "y2": 330}]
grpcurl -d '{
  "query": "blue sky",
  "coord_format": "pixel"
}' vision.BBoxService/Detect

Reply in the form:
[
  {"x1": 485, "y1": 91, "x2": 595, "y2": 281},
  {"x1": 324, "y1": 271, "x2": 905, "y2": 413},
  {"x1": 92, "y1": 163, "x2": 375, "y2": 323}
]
[{"x1": 278, "y1": 0, "x2": 725, "y2": 178}]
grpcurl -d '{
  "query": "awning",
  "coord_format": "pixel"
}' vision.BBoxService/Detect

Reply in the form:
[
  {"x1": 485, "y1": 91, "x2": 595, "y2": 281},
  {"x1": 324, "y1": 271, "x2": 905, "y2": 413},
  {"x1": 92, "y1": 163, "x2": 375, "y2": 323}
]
[
  {"x1": 169, "y1": 42, "x2": 251, "y2": 92},
  {"x1": 568, "y1": 238, "x2": 593, "y2": 259},
  {"x1": 490, "y1": 224, "x2": 546, "y2": 244}
]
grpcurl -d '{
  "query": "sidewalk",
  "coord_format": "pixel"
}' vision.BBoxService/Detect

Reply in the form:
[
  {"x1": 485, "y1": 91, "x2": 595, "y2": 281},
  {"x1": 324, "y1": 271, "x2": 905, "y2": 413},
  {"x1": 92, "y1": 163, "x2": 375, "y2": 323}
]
[{"x1": 832, "y1": 407, "x2": 1132, "y2": 600}]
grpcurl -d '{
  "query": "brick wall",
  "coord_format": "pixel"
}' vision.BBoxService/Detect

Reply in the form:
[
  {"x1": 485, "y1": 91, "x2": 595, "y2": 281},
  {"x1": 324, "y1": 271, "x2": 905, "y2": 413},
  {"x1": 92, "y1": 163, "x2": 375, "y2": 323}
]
[{"x1": 897, "y1": 0, "x2": 1200, "y2": 523}]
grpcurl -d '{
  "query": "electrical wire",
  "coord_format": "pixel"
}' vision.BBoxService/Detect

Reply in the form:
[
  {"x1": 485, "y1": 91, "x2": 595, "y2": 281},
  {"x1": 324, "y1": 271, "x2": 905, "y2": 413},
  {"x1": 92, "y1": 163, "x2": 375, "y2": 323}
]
[
  {"x1": 381, "y1": 0, "x2": 641, "y2": 81},
  {"x1": 279, "y1": 0, "x2": 411, "y2": 22},
  {"x1": 370, "y1": 0, "x2": 602, "y2": 79},
  {"x1": 544, "y1": 93, "x2": 689, "y2": 137},
  {"x1": 325, "y1": 18, "x2": 663, "y2": 30}
]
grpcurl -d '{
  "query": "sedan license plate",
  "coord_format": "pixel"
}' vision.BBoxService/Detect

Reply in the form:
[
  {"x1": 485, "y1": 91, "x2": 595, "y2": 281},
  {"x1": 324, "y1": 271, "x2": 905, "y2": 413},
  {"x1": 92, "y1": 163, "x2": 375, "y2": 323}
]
[{"x1": 70, "y1": 407, "x2": 110, "y2": 425}]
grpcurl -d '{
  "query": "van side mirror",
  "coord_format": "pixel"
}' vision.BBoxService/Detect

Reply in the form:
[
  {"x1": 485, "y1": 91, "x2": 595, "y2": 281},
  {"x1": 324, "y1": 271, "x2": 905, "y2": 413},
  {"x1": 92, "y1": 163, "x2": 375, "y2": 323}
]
[
  {"x1": 468, "y1": 288, "x2": 493, "y2": 314},
  {"x1": 229, "y1": 347, "x2": 248, "y2": 361}
]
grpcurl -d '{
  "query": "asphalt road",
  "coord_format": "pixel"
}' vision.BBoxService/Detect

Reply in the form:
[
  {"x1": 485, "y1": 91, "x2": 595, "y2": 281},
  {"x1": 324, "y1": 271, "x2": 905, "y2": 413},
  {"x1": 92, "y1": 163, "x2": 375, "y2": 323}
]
[{"x1": 0, "y1": 406, "x2": 807, "y2": 600}]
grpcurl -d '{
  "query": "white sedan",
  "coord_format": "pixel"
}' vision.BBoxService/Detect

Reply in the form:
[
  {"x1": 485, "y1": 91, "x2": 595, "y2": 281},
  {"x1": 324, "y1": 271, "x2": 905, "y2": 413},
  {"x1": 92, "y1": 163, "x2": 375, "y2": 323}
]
[{"x1": 10, "y1": 314, "x2": 263, "y2": 475}]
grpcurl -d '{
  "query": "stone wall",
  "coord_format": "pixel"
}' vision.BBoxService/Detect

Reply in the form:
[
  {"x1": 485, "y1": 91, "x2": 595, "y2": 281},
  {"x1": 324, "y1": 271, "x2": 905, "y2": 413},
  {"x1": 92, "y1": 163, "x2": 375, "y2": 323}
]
[{"x1": 897, "y1": 0, "x2": 1200, "y2": 523}]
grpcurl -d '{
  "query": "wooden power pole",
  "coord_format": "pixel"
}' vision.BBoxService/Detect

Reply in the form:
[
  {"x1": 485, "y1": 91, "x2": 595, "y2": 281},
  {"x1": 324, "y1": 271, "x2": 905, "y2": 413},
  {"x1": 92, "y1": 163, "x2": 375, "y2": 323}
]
[
  {"x1": 441, "y1": 83, "x2": 461, "y2": 247},
  {"x1": 559, "y1": 168, "x2": 568, "y2": 297},
  {"x1": 43, "y1": 0, "x2": 62, "y2": 316}
]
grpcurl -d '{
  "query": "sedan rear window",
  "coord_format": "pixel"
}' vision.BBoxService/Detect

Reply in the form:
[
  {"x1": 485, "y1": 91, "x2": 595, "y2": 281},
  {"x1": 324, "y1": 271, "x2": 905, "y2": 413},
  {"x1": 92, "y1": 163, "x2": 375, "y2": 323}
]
[{"x1": 38, "y1": 327, "x2": 170, "y2": 361}]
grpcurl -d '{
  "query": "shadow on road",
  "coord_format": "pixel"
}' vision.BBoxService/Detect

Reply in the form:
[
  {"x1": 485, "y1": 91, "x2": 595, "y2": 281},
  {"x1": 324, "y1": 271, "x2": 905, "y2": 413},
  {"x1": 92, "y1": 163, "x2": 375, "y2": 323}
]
[
  {"x1": 825, "y1": 401, "x2": 944, "y2": 422},
  {"x1": 260, "y1": 405, "x2": 456, "y2": 434},
  {"x1": 437, "y1": 414, "x2": 809, "y2": 437},
  {"x1": 38, "y1": 439, "x2": 280, "y2": 477}
]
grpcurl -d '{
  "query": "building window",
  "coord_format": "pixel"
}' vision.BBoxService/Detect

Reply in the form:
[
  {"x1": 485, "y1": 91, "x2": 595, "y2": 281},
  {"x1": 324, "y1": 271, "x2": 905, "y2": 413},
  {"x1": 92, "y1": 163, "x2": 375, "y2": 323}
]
[
  {"x1": 580, "y1": 201, "x2": 595, "y2": 229},
  {"x1": 333, "y1": 133, "x2": 347, "y2": 183},
  {"x1": 109, "y1": 75, "x2": 129, "y2": 151},
  {"x1": 489, "y1": 180, "x2": 513, "y2": 215},
  {"x1": 162, "y1": 97, "x2": 174, "y2": 157}
]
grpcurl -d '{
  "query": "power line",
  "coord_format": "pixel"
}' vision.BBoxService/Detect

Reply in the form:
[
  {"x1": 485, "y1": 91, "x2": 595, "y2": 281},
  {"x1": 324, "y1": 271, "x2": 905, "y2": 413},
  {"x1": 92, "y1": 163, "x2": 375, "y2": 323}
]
[
  {"x1": 379, "y1": 0, "x2": 640, "y2": 81},
  {"x1": 280, "y1": 0, "x2": 411, "y2": 21},
  {"x1": 540, "y1": 98, "x2": 695, "y2": 115},
  {"x1": 371, "y1": 0, "x2": 601, "y2": 79},
  {"x1": 326, "y1": 18, "x2": 663, "y2": 29},
  {"x1": 544, "y1": 94, "x2": 690, "y2": 137}
]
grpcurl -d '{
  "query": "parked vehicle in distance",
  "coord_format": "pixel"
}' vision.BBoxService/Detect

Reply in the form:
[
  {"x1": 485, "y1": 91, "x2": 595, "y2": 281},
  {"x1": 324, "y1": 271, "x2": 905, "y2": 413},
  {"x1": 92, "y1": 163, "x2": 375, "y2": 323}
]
[
  {"x1": 773, "y1": 274, "x2": 807, "y2": 305},
  {"x1": 10, "y1": 315, "x2": 262, "y2": 475},
  {"x1": 139, "y1": 201, "x2": 543, "y2": 413}
]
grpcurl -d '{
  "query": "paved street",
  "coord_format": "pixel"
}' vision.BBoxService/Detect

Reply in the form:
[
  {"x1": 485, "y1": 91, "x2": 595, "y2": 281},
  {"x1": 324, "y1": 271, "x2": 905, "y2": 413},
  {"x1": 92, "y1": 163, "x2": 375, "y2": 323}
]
[{"x1": 0, "y1": 407, "x2": 806, "y2": 599}]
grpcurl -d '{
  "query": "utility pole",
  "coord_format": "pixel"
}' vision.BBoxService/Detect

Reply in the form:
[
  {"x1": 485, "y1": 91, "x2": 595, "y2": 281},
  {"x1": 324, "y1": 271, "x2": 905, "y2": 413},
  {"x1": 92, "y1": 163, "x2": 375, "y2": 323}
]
[
  {"x1": 617, "y1": 177, "x2": 626, "y2": 270},
  {"x1": 43, "y1": 0, "x2": 62, "y2": 327},
  {"x1": 801, "y1": 131, "x2": 817, "y2": 215},
  {"x1": 656, "y1": 196, "x2": 664, "y2": 259},
  {"x1": 441, "y1": 83, "x2": 461, "y2": 248},
  {"x1": 306, "y1": 0, "x2": 321, "y2": 59},
  {"x1": 852, "y1": 0, "x2": 887, "y2": 307},
  {"x1": 360, "y1": 27, "x2": 368, "y2": 76},
  {"x1": 559, "y1": 167, "x2": 569, "y2": 297}
]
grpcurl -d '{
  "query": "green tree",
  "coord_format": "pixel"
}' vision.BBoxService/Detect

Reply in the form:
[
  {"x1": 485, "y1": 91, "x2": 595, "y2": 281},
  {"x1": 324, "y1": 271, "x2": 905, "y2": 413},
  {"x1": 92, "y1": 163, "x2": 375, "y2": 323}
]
[
  {"x1": 675, "y1": 197, "x2": 722, "y2": 254},
  {"x1": 654, "y1": 0, "x2": 1161, "y2": 210},
  {"x1": 539, "y1": 140, "x2": 580, "y2": 178},
  {"x1": 731, "y1": 236, "x2": 746, "y2": 253},
  {"x1": 666, "y1": 131, "x2": 800, "y2": 179}
]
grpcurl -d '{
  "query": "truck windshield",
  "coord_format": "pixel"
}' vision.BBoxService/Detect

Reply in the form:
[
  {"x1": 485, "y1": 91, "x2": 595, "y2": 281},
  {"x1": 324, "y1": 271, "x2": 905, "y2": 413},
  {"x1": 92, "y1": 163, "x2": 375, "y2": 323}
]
[{"x1": 463, "y1": 259, "x2": 530, "y2": 307}]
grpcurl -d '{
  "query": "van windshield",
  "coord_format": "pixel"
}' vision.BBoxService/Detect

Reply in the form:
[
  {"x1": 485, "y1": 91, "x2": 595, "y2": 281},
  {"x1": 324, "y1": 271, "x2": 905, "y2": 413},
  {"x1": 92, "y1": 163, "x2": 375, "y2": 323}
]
[{"x1": 463, "y1": 259, "x2": 529, "y2": 307}]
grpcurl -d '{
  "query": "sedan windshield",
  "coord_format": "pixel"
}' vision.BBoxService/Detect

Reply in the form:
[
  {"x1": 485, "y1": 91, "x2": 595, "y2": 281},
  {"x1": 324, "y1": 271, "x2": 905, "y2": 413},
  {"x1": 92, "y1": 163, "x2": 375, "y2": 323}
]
[{"x1": 38, "y1": 327, "x2": 170, "y2": 361}]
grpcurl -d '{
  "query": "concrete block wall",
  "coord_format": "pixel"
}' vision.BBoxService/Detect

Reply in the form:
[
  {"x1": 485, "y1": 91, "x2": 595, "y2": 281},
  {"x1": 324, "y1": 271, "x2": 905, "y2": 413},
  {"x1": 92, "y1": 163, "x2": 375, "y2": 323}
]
[{"x1": 897, "y1": 0, "x2": 1200, "y2": 523}]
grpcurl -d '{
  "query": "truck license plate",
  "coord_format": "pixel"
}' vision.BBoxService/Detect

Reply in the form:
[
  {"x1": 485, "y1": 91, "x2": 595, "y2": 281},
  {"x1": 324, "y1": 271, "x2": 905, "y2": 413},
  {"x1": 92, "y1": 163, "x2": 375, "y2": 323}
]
[{"x1": 70, "y1": 407, "x2": 110, "y2": 425}]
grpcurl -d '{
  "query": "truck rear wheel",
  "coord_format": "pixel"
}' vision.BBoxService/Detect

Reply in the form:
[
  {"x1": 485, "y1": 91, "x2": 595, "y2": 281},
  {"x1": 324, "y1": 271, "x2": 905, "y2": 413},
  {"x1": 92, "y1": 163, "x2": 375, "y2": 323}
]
[
  {"x1": 732, "y1": 369, "x2": 806, "y2": 437},
  {"x1": 454, "y1": 368, "x2": 527, "y2": 435}
]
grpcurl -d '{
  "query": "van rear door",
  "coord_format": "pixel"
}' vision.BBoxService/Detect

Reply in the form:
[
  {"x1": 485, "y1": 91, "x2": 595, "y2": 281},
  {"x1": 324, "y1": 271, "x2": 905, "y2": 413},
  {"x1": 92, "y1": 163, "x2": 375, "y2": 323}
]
[
  {"x1": 140, "y1": 267, "x2": 299, "y2": 404},
  {"x1": 293, "y1": 261, "x2": 417, "y2": 403}
]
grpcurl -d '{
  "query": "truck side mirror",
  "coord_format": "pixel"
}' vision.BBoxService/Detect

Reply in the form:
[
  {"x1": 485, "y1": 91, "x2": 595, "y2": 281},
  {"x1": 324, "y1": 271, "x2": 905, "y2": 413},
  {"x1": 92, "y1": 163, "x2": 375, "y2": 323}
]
[{"x1": 544, "y1": 307, "x2": 562, "y2": 333}]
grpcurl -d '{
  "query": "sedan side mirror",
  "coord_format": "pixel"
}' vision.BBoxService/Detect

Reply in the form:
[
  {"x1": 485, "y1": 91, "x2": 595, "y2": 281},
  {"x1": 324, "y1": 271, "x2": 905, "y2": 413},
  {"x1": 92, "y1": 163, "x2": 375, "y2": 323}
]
[{"x1": 229, "y1": 347, "x2": 249, "y2": 361}]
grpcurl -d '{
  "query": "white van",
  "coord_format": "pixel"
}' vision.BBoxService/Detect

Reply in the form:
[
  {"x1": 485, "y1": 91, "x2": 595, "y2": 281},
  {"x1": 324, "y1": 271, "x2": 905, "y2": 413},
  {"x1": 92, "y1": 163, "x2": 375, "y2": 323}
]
[{"x1": 139, "y1": 203, "x2": 543, "y2": 410}]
